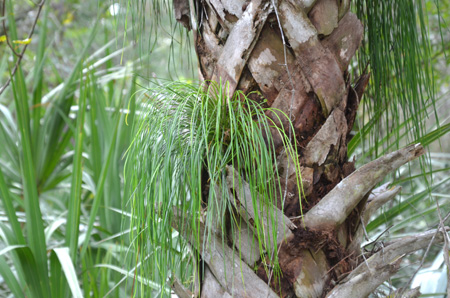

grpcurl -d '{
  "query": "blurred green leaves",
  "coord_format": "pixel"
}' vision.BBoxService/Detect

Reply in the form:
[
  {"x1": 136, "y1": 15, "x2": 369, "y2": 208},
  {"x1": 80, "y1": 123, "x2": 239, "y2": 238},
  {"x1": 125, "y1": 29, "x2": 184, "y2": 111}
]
[{"x1": 0, "y1": 0, "x2": 147, "y2": 296}]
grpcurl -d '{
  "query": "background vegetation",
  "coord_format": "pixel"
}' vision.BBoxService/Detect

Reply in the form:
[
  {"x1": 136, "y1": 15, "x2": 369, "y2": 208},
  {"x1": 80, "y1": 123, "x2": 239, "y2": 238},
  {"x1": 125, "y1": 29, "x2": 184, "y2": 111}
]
[{"x1": 0, "y1": 0, "x2": 449, "y2": 297}]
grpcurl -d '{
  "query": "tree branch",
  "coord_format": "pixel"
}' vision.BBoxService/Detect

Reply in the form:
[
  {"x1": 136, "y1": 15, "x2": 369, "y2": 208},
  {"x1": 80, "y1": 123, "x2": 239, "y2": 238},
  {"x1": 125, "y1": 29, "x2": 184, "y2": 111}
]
[
  {"x1": 326, "y1": 259, "x2": 402, "y2": 298},
  {"x1": 303, "y1": 144, "x2": 425, "y2": 229},
  {"x1": 363, "y1": 183, "x2": 402, "y2": 225},
  {"x1": 328, "y1": 229, "x2": 446, "y2": 298}
]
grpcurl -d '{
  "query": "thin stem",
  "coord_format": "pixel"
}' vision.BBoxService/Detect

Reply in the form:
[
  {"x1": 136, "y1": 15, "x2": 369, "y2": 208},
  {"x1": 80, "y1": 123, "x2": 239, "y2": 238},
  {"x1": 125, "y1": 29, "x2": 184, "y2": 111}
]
[{"x1": 0, "y1": 0, "x2": 46, "y2": 96}]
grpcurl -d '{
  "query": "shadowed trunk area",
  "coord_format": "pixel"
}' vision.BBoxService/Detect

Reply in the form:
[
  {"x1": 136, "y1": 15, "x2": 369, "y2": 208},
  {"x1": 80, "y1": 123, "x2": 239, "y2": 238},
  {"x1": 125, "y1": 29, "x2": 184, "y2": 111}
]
[{"x1": 172, "y1": 0, "x2": 438, "y2": 297}]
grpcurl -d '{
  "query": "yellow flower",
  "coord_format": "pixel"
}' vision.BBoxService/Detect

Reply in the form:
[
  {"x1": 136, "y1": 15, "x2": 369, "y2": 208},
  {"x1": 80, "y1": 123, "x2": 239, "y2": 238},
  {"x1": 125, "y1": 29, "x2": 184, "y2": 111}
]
[
  {"x1": 63, "y1": 12, "x2": 74, "y2": 25},
  {"x1": 12, "y1": 38, "x2": 32, "y2": 45}
]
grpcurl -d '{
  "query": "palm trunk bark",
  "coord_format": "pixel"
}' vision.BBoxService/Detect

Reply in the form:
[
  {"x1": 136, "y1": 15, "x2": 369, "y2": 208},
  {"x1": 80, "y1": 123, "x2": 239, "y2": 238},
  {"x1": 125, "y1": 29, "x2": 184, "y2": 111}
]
[{"x1": 173, "y1": 0, "x2": 440, "y2": 297}]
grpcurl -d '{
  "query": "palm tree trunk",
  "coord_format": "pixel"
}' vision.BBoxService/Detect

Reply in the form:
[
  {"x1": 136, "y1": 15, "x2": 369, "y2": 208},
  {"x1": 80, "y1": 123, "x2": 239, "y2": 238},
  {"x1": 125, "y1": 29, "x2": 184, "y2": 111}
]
[{"x1": 173, "y1": 0, "x2": 441, "y2": 297}]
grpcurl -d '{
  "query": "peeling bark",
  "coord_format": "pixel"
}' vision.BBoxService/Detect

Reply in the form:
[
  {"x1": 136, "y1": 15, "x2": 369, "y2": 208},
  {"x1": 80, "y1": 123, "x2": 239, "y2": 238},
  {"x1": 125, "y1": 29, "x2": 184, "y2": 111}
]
[
  {"x1": 278, "y1": 1, "x2": 346, "y2": 115},
  {"x1": 308, "y1": 0, "x2": 338, "y2": 36},
  {"x1": 230, "y1": 216, "x2": 261, "y2": 266},
  {"x1": 303, "y1": 144, "x2": 425, "y2": 230},
  {"x1": 226, "y1": 166, "x2": 295, "y2": 246},
  {"x1": 172, "y1": 277, "x2": 195, "y2": 298},
  {"x1": 322, "y1": 12, "x2": 364, "y2": 72},
  {"x1": 200, "y1": 226, "x2": 279, "y2": 297},
  {"x1": 172, "y1": 210, "x2": 279, "y2": 297},
  {"x1": 302, "y1": 108, "x2": 347, "y2": 167},
  {"x1": 347, "y1": 229, "x2": 445, "y2": 281},
  {"x1": 211, "y1": 0, "x2": 272, "y2": 97},
  {"x1": 337, "y1": 0, "x2": 351, "y2": 19},
  {"x1": 247, "y1": 24, "x2": 295, "y2": 102},
  {"x1": 291, "y1": 250, "x2": 329, "y2": 298},
  {"x1": 201, "y1": 267, "x2": 232, "y2": 298},
  {"x1": 266, "y1": 66, "x2": 312, "y2": 132},
  {"x1": 326, "y1": 259, "x2": 402, "y2": 298}
]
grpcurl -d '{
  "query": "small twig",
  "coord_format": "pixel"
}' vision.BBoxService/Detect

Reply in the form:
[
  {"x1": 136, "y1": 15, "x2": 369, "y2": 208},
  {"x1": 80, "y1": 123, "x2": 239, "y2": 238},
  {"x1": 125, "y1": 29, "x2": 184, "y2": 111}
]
[
  {"x1": 441, "y1": 228, "x2": 450, "y2": 297},
  {"x1": 362, "y1": 224, "x2": 393, "y2": 252},
  {"x1": 435, "y1": 203, "x2": 450, "y2": 298},
  {"x1": 361, "y1": 215, "x2": 370, "y2": 241},
  {"x1": 0, "y1": 0, "x2": 46, "y2": 96},
  {"x1": 398, "y1": 227, "x2": 441, "y2": 297}
]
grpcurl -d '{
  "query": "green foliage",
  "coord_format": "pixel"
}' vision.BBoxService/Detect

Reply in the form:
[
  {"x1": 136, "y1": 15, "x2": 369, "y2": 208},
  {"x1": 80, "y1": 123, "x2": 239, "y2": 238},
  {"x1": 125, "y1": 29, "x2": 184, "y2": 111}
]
[
  {"x1": 351, "y1": 1, "x2": 450, "y2": 289},
  {"x1": 125, "y1": 81, "x2": 301, "y2": 295},
  {"x1": 353, "y1": 0, "x2": 438, "y2": 158},
  {"x1": 0, "y1": 1, "x2": 141, "y2": 296}
]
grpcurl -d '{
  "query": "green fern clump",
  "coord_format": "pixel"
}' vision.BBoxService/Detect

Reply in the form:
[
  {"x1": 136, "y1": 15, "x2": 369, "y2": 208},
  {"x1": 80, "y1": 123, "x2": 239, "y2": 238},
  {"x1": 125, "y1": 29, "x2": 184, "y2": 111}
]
[{"x1": 125, "y1": 81, "x2": 301, "y2": 294}]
